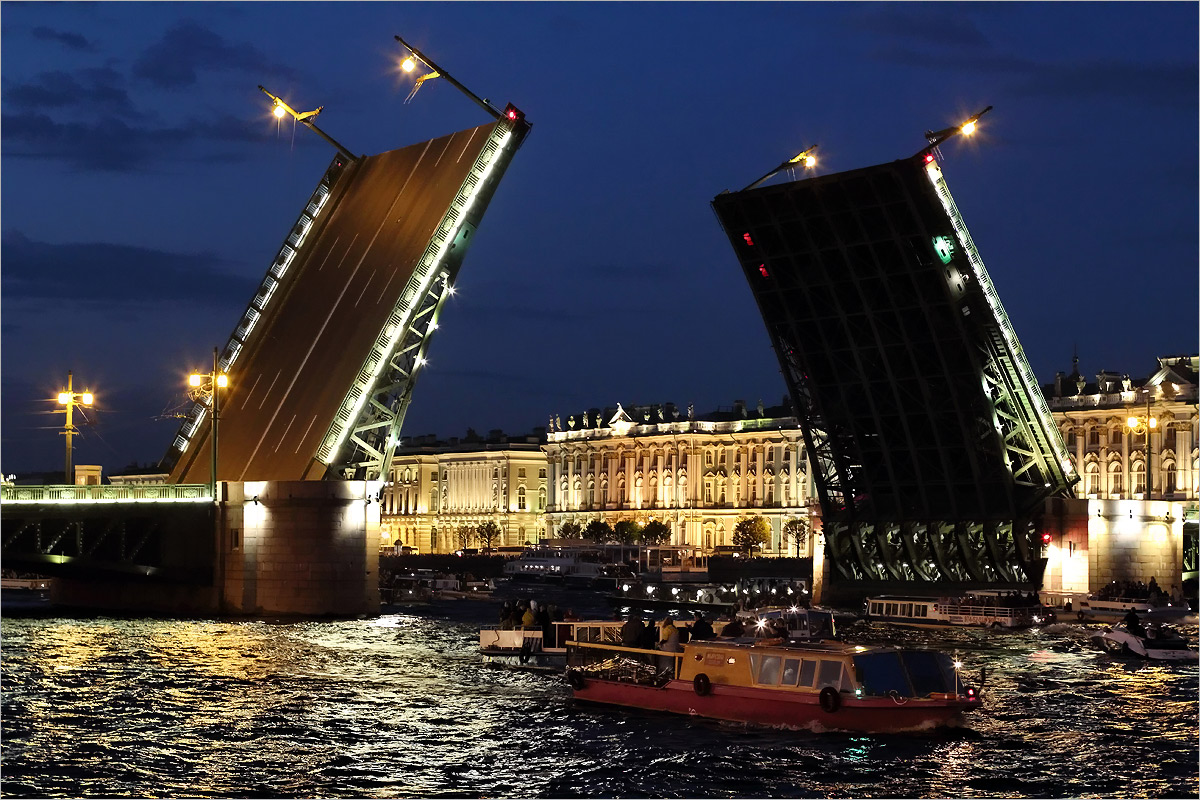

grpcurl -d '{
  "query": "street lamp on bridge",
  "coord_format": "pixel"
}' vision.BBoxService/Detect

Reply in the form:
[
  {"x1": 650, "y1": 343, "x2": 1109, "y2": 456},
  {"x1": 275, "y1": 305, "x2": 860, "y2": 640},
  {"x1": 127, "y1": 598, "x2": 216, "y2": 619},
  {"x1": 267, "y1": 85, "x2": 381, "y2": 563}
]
[
  {"x1": 1126, "y1": 388, "x2": 1157, "y2": 500},
  {"x1": 56, "y1": 371, "x2": 94, "y2": 484},
  {"x1": 189, "y1": 348, "x2": 230, "y2": 498}
]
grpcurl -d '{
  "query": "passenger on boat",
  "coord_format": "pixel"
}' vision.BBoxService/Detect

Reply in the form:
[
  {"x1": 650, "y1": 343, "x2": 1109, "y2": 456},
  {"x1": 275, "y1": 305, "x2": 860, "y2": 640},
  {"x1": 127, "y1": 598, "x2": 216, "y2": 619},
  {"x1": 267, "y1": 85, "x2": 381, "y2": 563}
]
[
  {"x1": 621, "y1": 615, "x2": 646, "y2": 647},
  {"x1": 537, "y1": 603, "x2": 554, "y2": 647},
  {"x1": 719, "y1": 617, "x2": 745, "y2": 638},
  {"x1": 658, "y1": 618, "x2": 681, "y2": 652},
  {"x1": 563, "y1": 608, "x2": 580, "y2": 622},
  {"x1": 690, "y1": 612, "x2": 714, "y2": 640},
  {"x1": 521, "y1": 602, "x2": 537, "y2": 628},
  {"x1": 1122, "y1": 608, "x2": 1146, "y2": 637}
]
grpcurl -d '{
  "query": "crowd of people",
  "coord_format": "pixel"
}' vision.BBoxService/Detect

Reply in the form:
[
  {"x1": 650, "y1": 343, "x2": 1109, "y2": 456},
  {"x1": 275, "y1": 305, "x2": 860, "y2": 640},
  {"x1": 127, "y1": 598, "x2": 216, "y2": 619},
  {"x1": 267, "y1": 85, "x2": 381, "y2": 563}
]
[
  {"x1": 497, "y1": 599, "x2": 572, "y2": 647},
  {"x1": 1096, "y1": 576, "x2": 1181, "y2": 605}
]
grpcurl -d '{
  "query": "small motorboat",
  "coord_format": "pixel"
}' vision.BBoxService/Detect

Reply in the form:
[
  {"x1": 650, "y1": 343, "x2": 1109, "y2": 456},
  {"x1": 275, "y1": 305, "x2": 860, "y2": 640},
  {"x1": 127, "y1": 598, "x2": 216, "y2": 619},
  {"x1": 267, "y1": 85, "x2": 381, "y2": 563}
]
[{"x1": 1094, "y1": 622, "x2": 1199, "y2": 662}]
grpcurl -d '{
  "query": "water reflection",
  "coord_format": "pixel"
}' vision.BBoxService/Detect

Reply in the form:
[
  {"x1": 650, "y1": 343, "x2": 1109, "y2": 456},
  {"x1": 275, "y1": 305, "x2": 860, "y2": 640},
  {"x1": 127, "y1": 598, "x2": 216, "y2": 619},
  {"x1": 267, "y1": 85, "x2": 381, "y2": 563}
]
[{"x1": 1, "y1": 608, "x2": 1195, "y2": 798}]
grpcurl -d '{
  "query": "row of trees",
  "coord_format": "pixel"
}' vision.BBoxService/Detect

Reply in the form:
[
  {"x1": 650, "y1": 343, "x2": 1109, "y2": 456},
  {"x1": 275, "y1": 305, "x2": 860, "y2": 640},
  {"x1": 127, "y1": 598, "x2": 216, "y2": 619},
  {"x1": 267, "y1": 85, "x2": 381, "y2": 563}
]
[
  {"x1": 557, "y1": 519, "x2": 673, "y2": 546},
  {"x1": 733, "y1": 515, "x2": 810, "y2": 557},
  {"x1": 553, "y1": 515, "x2": 812, "y2": 557},
  {"x1": 449, "y1": 515, "x2": 811, "y2": 556}
]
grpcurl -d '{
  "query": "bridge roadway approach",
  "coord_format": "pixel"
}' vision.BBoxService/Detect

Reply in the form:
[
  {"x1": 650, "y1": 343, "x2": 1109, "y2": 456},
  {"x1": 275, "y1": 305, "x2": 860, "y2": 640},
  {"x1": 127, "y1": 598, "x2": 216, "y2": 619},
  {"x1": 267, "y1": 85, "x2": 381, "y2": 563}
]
[{"x1": 169, "y1": 121, "x2": 505, "y2": 484}]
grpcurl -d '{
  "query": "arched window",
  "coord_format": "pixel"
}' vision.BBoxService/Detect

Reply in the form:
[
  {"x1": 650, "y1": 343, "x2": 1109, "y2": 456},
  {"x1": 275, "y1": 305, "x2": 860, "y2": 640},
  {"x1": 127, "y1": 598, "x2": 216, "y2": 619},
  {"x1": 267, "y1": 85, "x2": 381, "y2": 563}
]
[
  {"x1": 1132, "y1": 461, "x2": 1146, "y2": 495},
  {"x1": 1164, "y1": 461, "x2": 1177, "y2": 495},
  {"x1": 518, "y1": 485, "x2": 527, "y2": 510},
  {"x1": 1108, "y1": 462, "x2": 1123, "y2": 496},
  {"x1": 1085, "y1": 462, "x2": 1100, "y2": 495},
  {"x1": 537, "y1": 487, "x2": 547, "y2": 512}
]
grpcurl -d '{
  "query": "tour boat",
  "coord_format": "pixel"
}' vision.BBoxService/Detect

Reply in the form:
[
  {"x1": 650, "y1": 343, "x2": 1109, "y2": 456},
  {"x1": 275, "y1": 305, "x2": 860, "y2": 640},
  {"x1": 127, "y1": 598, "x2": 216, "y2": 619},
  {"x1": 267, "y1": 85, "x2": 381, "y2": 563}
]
[
  {"x1": 501, "y1": 547, "x2": 614, "y2": 587},
  {"x1": 1073, "y1": 595, "x2": 1192, "y2": 622},
  {"x1": 1094, "y1": 622, "x2": 1199, "y2": 662},
  {"x1": 564, "y1": 637, "x2": 984, "y2": 733},
  {"x1": 865, "y1": 591, "x2": 1051, "y2": 629}
]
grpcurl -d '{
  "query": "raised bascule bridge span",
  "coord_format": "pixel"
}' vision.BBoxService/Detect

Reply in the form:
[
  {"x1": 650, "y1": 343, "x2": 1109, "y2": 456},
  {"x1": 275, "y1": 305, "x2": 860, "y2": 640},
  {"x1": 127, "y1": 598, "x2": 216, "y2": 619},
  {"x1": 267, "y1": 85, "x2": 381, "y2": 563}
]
[
  {"x1": 166, "y1": 115, "x2": 529, "y2": 484},
  {"x1": 712, "y1": 126, "x2": 1079, "y2": 604}
]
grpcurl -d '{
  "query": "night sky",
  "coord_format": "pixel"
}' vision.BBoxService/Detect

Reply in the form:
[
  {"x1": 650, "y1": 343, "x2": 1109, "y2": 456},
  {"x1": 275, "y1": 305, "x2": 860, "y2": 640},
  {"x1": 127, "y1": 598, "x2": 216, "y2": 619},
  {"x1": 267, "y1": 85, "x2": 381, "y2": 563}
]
[{"x1": 2, "y1": 2, "x2": 1196, "y2": 475}]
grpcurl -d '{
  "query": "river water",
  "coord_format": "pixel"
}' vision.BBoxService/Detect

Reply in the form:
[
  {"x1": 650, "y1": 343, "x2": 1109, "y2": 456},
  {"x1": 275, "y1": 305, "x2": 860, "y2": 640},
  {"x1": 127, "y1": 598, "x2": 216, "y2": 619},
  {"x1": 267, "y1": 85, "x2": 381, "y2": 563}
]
[{"x1": 2, "y1": 589, "x2": 1196, "y2": 799}]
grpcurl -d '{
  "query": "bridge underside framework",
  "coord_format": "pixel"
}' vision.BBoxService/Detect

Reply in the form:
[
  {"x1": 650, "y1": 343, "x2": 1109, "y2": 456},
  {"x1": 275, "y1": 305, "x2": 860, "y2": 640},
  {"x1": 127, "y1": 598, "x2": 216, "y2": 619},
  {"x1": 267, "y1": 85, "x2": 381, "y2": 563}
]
[
  {"x1": 713, "y1": 152, "x2": 1078, "y2": 594},
  {"x1": 166, "y1": 116, "x2": 529, "y2": 484}
]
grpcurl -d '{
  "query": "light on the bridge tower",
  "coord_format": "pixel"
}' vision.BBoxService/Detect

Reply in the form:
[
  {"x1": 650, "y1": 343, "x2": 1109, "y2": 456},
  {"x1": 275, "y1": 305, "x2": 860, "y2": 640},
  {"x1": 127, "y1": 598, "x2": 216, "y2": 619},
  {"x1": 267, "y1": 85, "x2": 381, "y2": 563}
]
[
  {"x1": 273, "y1": 104, "x2": 286, "y2": 119},
  {"x1": 189, "y1": 374, "x2": 203, "y2": 387},
  {"x1": 401, "y1": 56, "x2": 418, "y2": 73},
  {"x1": 961, "y1": 120, "x2": 977, "y2": 136},
  {"x1": 216, "y1": 374, "x2": 229, "y2": 388},
  {"x1": 57, "y1": 392, "x2": 70, "y2": 405},
  {"x1": 81, "y1": 392, "x2": 94, "y2": 405}
]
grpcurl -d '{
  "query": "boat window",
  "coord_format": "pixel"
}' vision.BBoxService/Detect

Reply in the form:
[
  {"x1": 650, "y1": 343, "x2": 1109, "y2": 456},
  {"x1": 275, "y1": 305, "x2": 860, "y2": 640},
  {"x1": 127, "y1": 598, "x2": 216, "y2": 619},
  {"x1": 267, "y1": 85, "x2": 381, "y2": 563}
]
[
  {"x1": 914, "y1": 604, "x2": 927, "y2": 618},
  {"x1": 798, "y1": 659, "x2": 817, "y2": 687},
  {"x1": 781, "y1": 658, "x2": 801, "y2": 686},
  {"x1": 901, "y1": 651, "x2": 954, "y2": 696},
  {"x1": 817, "y1": 659, "x2": 844, "y2": 690},
  {"x1": 853, "y1": 652, "x2": 911, "y2": 696},
  {"x1": 756, "y1": 655, "x2": 782, "y2": 685},
  {"x1": 901, "y1": 602, "x2": 912, "y2": 617}
]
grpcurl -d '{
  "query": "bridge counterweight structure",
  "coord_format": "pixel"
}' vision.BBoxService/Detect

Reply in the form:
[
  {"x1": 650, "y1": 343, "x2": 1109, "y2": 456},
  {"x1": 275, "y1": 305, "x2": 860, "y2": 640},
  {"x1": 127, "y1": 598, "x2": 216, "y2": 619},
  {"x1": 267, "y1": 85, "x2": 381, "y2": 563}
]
[
  {"x1": 165, "y1": 116, "x2": 529, "y2": 484},
  {"x1": 713, "y1": 150, "x2": 1077, "y2": 598}
]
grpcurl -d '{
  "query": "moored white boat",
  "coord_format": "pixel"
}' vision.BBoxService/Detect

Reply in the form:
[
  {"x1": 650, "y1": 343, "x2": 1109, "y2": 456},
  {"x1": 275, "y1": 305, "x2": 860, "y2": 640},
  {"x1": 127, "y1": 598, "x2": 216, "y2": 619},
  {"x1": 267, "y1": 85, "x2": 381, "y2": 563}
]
[
  {"x1": 564, "y1": 637, "x2": 984, "y2": 733},
  {"x1": 865, "y1": 591, "x2": 1051, "y2": 629},
  {"x1": 1074, "y1": 596, "x2": 1192, "y2": 623},
  {"x1": 1093, "y1": 622, "x2": 1199, "y2": 662}
]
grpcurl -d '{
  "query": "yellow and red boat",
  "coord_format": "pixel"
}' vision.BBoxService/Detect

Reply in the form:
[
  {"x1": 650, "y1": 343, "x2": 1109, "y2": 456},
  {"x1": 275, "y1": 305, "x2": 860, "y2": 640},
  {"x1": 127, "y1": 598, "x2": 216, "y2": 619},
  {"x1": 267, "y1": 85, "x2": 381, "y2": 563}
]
[{"x1": 564, "y1": 637, "x2": 983, "y2": 733}]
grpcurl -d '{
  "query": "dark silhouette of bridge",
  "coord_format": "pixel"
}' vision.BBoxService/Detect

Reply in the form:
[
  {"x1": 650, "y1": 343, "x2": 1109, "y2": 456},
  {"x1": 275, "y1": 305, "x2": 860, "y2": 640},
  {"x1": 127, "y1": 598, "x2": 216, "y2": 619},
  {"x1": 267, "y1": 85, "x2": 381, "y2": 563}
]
[{"x1": 713, "y1": 138, "x2": 1078, "y2": 602}]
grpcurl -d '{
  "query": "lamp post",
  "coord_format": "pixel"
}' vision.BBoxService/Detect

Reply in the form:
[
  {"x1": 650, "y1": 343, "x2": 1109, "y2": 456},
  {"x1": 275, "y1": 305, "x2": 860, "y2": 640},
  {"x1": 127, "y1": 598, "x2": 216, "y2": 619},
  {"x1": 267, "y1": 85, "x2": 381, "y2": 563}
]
[
  {"x1": 189, "y1": 348, "x2": 229, "y2": 498},
  {"x1": 56, "y1": 371, "x2": 94, "y2": 484},
  {"x1": 1126, "y1": 389, "x2": 1157, "y2": 500}
]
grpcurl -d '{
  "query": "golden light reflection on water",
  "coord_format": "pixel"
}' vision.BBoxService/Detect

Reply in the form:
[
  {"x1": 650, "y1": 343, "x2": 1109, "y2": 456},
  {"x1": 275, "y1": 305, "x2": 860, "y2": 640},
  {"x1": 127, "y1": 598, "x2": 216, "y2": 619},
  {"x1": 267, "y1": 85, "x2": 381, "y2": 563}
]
[{"x1": 1, "y1": 611, "x2": 1195, "y2": 798}]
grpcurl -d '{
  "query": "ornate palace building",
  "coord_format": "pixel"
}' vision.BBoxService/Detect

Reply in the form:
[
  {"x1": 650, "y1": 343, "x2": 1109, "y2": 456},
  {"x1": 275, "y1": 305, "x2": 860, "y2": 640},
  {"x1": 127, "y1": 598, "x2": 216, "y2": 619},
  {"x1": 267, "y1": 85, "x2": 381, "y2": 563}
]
[
  {"x1": 382, "y1": 356, "x2": 1197, "y2": 566},
  {"x1": 1045, "y1": 355, "x2": 1198, "y2": 501},
  {"x1": 380, "y1": 430, "x2": 548, "y2": 554},
  {"x1": 543, "y1": 400, "x2": 816, "y2": 557}
]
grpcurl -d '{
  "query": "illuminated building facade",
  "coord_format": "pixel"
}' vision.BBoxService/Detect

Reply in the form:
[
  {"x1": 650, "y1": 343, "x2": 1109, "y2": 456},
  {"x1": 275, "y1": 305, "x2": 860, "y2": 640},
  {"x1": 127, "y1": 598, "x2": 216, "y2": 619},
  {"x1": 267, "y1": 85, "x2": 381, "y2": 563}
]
[
  {"x1": 543, "y1": 400, "x2": 817, "y2": 556},
  {"x1": 380, "y1": 432, "x2": 548, "y2": 554},
  {"x1": 1047, "y1": 355, "x2": 1198, "y2": 502},
  {"x1": 1040, "y1": 355, "x2": 1199, "y2": 597}
]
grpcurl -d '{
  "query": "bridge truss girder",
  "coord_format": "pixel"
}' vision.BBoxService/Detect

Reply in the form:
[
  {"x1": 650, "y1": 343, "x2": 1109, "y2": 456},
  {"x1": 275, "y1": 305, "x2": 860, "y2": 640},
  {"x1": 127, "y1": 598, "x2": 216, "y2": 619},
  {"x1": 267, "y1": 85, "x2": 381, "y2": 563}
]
[{"x1": 322, "y1": 119, "x2": 527, "y2": 481}]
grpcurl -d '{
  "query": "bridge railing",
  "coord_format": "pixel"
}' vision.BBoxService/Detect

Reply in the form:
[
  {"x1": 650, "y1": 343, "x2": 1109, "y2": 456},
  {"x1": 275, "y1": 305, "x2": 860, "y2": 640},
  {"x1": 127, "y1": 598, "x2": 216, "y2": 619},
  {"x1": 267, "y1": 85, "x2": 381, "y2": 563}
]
[{"x1": 1, "y1": 484, "x2": 212, "y2": 504}]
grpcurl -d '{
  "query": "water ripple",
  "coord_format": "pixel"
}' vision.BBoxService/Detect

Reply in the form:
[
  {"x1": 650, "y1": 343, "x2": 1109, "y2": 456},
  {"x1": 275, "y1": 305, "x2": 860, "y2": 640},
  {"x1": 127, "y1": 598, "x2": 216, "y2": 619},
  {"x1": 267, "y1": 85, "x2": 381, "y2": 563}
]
[{"x1": 2, "y1": 607, "x2": 1195, "y2": 798}]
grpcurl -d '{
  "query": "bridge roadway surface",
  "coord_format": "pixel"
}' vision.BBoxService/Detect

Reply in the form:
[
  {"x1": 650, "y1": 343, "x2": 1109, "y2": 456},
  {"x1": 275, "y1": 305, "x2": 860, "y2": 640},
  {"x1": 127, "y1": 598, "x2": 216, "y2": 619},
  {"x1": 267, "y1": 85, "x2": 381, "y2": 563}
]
[{"x1": 170, "y1": 121, "x2": 498, "y2": 484}]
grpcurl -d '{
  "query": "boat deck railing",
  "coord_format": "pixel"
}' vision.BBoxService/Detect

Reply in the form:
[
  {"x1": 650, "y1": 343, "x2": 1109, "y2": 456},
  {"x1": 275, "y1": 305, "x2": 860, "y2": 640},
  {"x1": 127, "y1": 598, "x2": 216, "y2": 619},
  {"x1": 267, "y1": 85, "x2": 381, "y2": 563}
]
[{"x1": 567, "y1": 641, "x2": 683, "y2": 686}]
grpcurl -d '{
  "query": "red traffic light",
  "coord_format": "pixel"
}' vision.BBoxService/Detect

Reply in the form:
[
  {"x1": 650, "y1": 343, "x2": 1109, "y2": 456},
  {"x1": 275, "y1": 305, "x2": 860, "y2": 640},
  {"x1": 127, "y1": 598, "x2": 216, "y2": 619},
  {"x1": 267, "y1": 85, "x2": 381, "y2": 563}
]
[
  {"x1": 1040, "y1": 532, "x2": 1052, "y2": 545},
  {"x1": 503, "y1": 103, "x2": 524, "y2": 121},
  {"x1": 923, "y1": 152, "x2": 936, "y2": 164}
]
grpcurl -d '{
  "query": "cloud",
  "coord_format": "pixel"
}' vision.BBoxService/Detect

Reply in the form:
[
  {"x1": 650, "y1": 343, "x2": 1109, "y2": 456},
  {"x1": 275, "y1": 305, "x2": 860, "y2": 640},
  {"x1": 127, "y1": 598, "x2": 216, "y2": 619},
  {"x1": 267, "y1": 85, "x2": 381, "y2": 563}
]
[
  {"x1": 0, "y1": 231, "x2": 257, "y2": 307},
  {"x1": 871, "y1": 46, "x2": 1195, "y2": 108},
  {"x1": 847, "y1": 4, "x2": 991, "y2": 47},
  {"x1": 31, "y1": 25, "x2": 92, "y2": 51},
  {"x1": 131, "y1": 21, "x2": 300, "y2": 89},
  {"x1": 0, "y1": 110, "x2": 281, "y2": 171},
  {"x1": 3, "y1": 67, "x2": 140, "y2": 117}
]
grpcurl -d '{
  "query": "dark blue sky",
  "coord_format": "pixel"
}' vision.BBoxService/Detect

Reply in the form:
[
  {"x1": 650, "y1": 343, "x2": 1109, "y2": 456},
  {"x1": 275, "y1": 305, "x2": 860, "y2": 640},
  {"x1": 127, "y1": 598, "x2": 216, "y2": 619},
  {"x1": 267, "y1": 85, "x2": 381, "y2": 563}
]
[{"x1": 2, "y1": 2, "x2": 1196, "y2": 474}]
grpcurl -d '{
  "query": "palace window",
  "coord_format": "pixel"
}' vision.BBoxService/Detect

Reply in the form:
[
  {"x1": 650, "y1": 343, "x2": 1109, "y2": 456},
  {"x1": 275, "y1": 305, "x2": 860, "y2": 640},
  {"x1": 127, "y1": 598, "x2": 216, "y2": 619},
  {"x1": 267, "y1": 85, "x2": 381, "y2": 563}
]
[
  {"x1": 1132, "y1": 462, "x2": 1146, "y2": 494},
  {"x1": 539, "y1": 468, "x2": 547, "y2": 479},
  {"x1": 1108, "y1": 462, "x2": 1123, "y2": 495},
  {"x1": 1088, "y1": 429, "x2": 1100, "y2": 446},
  {"x1": 1165, "y1": 461, "x2": 1177, "y2": 495},
  {"x1": 538, "y1": 488, "x2": 547, "y2": 512},
  {"x1": 705, "y1": 479, "x2": 713, "y2": 504},
  {"x1": 518, "y1": 486, "x2": 527, "y2": 510},
  {"x1": 1085, "y1": 462, "x2": 1100, "y2": 495}
]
